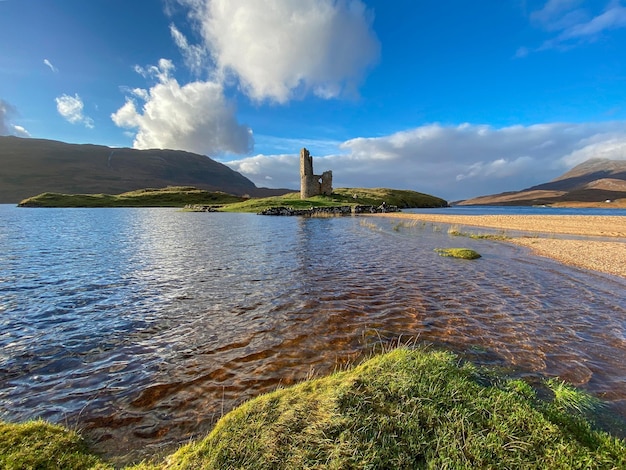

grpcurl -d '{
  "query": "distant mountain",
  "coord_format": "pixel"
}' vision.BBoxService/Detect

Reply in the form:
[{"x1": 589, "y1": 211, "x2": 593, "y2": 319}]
[
  {"x1": 0, "y1": 136, "x2": 291, "y2": 203},
  {"x1": 459, "y1": 158, "x2": 626, "y2": 206}
]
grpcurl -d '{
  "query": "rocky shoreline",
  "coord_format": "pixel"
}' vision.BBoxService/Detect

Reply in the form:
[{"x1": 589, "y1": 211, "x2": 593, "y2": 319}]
[{"x1": 258, "y1": 204, "x2": 399, "y2": 216}]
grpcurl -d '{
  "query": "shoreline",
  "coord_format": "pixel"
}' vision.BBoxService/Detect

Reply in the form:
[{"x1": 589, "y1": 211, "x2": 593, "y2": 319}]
[{"x1": 372, "y1": 213, "x2": 626, "y2": 279}]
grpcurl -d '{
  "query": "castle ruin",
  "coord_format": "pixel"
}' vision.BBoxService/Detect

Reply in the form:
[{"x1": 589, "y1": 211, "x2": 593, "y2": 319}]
[{"x1": 300, "y1": 148, "x2": 332, "y2": 199}]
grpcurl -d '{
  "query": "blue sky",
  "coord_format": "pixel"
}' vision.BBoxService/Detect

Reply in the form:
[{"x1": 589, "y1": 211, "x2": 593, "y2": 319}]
[{"x1": 1, "y1": 0, "x2": 625, "y2": 200}]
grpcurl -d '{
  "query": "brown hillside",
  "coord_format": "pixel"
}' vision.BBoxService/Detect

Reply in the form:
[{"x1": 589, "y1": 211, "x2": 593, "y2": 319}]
[
  {"x1": 0, "y1": 136, "x2": 291, "y2": 203},
  {"x1": 460, "y1": 158, "x2": 626, "y2": 206}
]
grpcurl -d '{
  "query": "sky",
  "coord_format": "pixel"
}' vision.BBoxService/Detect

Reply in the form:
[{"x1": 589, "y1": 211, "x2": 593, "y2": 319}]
[{"x1": 1, "y1": 0, "x2": 625, "y2": 201}]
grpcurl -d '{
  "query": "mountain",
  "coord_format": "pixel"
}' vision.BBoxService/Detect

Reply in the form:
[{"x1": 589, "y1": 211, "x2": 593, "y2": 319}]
[
  {"x1": 0, "y1": 136, "x2": 291, "y2": 203},
  {"x1": 459, "y1": 158, "x2": 626, "y2": 206}
]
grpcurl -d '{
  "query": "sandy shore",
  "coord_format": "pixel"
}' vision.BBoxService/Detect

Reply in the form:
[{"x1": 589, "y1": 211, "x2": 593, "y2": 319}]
[{"x1": 372, "y1": 213, "x2": 626, "y2": 279}]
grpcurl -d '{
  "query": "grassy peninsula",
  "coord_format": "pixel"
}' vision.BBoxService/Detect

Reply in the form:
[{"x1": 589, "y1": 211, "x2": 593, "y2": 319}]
[
  {"x1": 2, "y1": 348, "x2": 625, "y2": 469},
  {"x1": 18, "y1": 186, "x2": 448, "y2": 210},
  {"x1": 220, "y1": 187, "x2": 447, "y2": 212},
  {"x1": 17, "y1": 186, "x2": 246, "y2": 208}
]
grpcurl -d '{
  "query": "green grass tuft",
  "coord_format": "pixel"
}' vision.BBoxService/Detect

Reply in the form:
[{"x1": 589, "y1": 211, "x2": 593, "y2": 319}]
[
  {"x1": 0, "y1": 419, "x2": 110, "y2": 469},
  {"x1": 4, "y1": 349, "x2": 625, "y2": 469},
  {"x1": 163, "y1": 348, "x2": 626, "y2": 469},
  {"x1": 545, "y1": 378, "x2": 604, "y2": 415},
  {"x1": 435, "y1": 248, "x2": 482, "y2": 259}
]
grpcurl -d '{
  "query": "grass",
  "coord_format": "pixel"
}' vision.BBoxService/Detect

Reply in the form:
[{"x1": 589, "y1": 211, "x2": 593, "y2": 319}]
[
  {"x1": 17, "y1": 187, "x2": 448, "y2": 211},
  {"x1": 3, "y1": 348, "x2": 625, "y2": 469},
  {"x1": 435, "y1": 248, "x2": 482, "y2": 259},
  {"x1": 448, "y1": 225, "x2": 510, "y2": 240},
  {"x1": 0, "y1": 419, "x2": 110, "y2": 469},
  {"x1": 221, "y1": 187, "x2": 448, "y2": 213},
  {"x1": 18, "y1": 187, "x2": 245, "y2": 208}
]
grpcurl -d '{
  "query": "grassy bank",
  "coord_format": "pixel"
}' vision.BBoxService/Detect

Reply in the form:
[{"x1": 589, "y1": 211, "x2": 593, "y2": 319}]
[
  {"x1": 17, "y1": 186, "x2": 448, "y2": 211},
  {"x1": 221, "y1": 187, "x2": 448, "y2": 212},
  {"x1": 3, "y1": 348, "x2": 625, "y2": 469},
  {"x1": 17, "y1": 187, "x2": 245, "y2": 208}
]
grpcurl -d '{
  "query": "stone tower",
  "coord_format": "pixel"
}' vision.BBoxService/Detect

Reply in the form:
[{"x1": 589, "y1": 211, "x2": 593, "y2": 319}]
[{"x1": 300, "y1": 148, "x2": 332, "y2": 199}]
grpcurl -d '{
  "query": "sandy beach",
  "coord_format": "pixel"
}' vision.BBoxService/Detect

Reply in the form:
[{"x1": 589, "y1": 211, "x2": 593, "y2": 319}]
[{"x1": 372, "y1": 213, "x2": 626, "y2": 279}]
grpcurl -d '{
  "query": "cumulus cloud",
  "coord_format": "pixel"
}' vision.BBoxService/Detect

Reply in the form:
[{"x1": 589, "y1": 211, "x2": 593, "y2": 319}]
[
  {"x1": 528, "y1": 0, "x2": 626, "y2": 51},
  {"x1": 55, "y1": 93, "x2": 94, "y2": 128},
  {"x1": 111, "y1": 59, "x2": 253, "y2": 155},
  {"x1": 0, "y1": 99, "x2": 30, "y2": 137},
  {"x1": 176, "y1": 0, "x2": 380, "y2": 103},
  {"x1": 226, "y1": 122, "x2": 626, "y2": 201}
]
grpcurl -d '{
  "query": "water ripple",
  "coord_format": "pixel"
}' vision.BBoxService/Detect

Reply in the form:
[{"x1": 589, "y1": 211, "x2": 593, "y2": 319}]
[{"x1": 1, "y1": 206, "x2": 625, "y2": 463}]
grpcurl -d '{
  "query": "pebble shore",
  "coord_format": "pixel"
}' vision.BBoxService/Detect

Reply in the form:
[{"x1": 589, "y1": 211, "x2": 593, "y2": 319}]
[{"x1": 373, "y1": 213, "x2": 626, "y2": 279}]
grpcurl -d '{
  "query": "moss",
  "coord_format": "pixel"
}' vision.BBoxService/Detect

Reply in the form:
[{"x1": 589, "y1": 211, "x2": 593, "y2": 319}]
[{"x1": 435, "y1": 248, "x2": 482, "y2": 259}]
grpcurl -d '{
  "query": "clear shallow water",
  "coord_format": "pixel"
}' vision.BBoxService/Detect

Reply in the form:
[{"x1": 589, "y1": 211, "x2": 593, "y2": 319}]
[{"x1": 1, "y1": 205, "x2": 625, "y2": 463}]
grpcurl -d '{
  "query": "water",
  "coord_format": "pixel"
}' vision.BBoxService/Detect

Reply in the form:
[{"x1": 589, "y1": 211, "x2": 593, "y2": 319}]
[{"x1": 1, "y1": 205, "x2": 625, "y2": 463}]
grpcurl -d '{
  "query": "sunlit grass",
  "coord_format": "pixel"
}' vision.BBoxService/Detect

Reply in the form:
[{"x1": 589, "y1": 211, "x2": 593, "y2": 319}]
[
  {"x1": 448, "y1": 225, "x2": 510, "y2": 240},
  {"x1": 545, "y1": 378, "x2": 603, "y2": 415},
  {"x1": 3, "y1": 348, "x2": 625, "y2": 469},
  {"x1": 0, "y1": 420, "x2": 110, "y2": 469},
  {"x1": 221, "y1": 188, "x2": 448, "y2": 213},
  {"x1": 157, "y1": 348, "x2": 626, "y2": 469}
]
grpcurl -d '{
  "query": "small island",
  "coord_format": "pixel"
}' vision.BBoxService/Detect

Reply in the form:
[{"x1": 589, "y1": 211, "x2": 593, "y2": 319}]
[{"x1": 18, "y1": 186, "x2": 448, "y2": 212}]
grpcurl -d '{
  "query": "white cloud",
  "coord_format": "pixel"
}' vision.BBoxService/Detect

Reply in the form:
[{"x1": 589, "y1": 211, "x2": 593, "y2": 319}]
[
  {"x1": 0, "y1": 99, "x2": 30, "y2": 137},
  {"x1": 111, "y1": 59, "x2": 253, "y2": 156},
  {"x1": 229, "y1": 154, "x2": 300, "y2": 188},
  {"x1": 560, "y1": 134, "x2": 626, "y2": 166},
  {"x1": 176, "y1": 0, "x2": 380, "y2": 103},
  {"x1": 43, "y1": 59, "x2": 58, "y2": 73},
  {"x1": 169, "y1": 24, "x2": 207, "y2": 75},
  {"x1": 55, "y1": 93, "x2": 94, "y2": 128},
  {"x1": 225, "y1": 122, "x2": 626, "y2": 201},
  {"x1": 560, "y1": 2, "x2": 626, "y2": 39},
  {"x1": 528, "y1": 0, "x2": 626, "y2": 51}
]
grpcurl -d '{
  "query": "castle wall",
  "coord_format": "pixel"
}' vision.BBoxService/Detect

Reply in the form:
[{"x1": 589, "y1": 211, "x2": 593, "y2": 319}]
[{"x1": 300, "y1": 148, "x2": 333, "y2": 199}]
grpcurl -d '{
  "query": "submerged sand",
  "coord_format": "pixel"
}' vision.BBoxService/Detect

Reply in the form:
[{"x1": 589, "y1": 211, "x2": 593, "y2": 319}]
[{"x1": 372, "y1": 213, "x2": 626, "y2": 279}]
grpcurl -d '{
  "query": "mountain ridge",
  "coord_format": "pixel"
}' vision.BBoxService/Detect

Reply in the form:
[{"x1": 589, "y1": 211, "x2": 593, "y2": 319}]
[
  {"x1": 0, "y1": 136, "x2": 291, "y2": 203},
  {"x1": 459, "y1": 158, "x2": 626, "y2": 206}
]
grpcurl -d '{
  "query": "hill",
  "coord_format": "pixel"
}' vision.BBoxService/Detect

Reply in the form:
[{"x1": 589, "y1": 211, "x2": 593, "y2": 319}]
[
  {"x1": 0, "y1": 136, "x2": 290, "y2": 203},
  {"x1": 459, "y1": 158, "x2": 626, "y2": 206}
]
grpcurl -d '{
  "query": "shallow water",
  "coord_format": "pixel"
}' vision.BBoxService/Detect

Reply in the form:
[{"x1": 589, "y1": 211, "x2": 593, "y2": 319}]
[{"x1": 1, "y1": 206, "x2": 625, "y2": 463}]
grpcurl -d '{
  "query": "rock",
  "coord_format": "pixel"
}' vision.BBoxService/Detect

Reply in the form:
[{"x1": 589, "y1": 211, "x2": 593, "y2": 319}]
[{"x1": 258, "y1": 205, "x2": 399, "y2": 216}]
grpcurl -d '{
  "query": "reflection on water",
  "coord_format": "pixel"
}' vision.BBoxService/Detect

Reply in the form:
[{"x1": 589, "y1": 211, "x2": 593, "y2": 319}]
[{"x1": 1, "y1": 206, "x2": 625, "y2": 463}]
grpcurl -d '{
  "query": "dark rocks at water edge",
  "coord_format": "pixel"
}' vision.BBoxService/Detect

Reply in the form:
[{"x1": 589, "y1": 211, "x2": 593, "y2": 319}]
[
  {"x1": 184, "y1": 204, "x2": 223, "y2": 212},
  {"x1": 258, "y1": 205, "x2": 399, "y2": 216}
]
